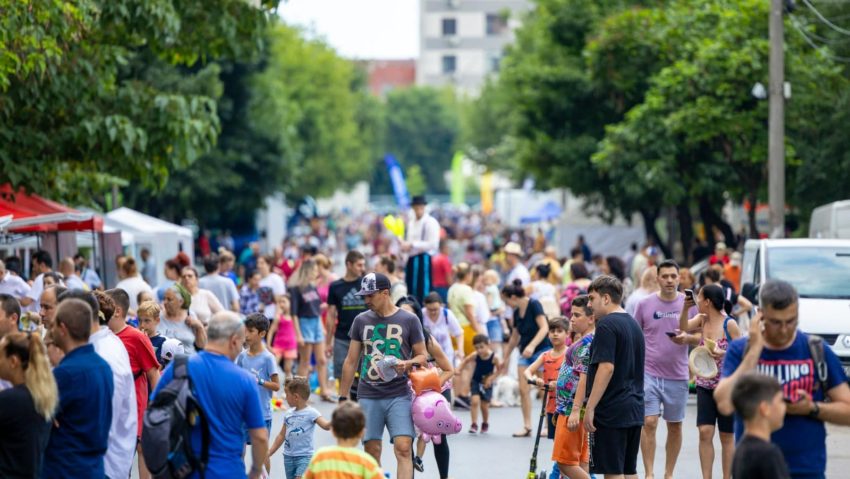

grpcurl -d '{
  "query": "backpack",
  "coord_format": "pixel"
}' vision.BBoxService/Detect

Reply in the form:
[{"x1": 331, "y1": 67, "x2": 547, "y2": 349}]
[
  {"x1": 560, "y1": 283, "x2": 586, "y2": 317},
  {"x1": 142, "y1": 355, "x2": 211, "y2": 479}
]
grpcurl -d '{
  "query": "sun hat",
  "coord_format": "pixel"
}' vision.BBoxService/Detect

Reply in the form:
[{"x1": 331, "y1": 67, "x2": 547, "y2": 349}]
[{"x1": 689, "y1": 346, "x2": 718, "y2": 379}]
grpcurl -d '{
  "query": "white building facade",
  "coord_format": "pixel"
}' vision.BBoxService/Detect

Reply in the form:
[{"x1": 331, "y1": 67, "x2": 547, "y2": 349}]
[{"x1": 418, "y1": 0, "x2": 531, "y2": 95}]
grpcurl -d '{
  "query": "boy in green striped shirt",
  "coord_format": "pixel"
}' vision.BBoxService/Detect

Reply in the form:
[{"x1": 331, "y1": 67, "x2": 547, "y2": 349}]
[{"x1": 304, "y1": 403, "x2": 384, "y2": 479}]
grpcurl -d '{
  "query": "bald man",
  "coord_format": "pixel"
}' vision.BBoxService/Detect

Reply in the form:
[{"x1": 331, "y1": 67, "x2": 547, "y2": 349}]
[{"x1": 59, "y1": 258, "x2": 87, "y2": 291}]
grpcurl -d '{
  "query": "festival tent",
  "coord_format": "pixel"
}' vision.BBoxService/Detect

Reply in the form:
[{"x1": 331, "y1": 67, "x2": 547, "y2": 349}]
[
  {"x1": 104, "y1": 207, "x2": 194, "y2": 286},
  {"x1": 0, "y1": 185, "x2": 103, "y2": 233}
]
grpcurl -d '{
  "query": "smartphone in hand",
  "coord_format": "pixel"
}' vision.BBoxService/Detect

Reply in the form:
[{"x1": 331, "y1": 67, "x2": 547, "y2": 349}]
[
  {"x1": 685, "y1": 289, "x2": 695, "y2": 302},
  {"x1": 665, "y1": 331, "x2": 678, "y2": 337}
]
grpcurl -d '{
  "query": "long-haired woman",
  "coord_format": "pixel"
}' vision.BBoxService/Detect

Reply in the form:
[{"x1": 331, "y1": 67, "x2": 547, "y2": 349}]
[
  {"x1": 0, "y1": 331, "x2": 58, "y2": 477},
  {"x1": 680, "y1": 284, "x2": 742, "y2": 479},
  {"x1": 290, "y1": 259, "x2": 332, "y2": 401}
]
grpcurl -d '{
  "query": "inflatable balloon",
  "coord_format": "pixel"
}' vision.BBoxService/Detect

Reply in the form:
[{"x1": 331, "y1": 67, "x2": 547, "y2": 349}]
[
  {"x1": 411, "y1": 391, "x2": 462, "y2": 444},
  {"x1": 409, "y1": 367, "x2": 441, "y2": 396},
  {"x1": 382, "y1": 215, "x2": 405, "y2": 239}
]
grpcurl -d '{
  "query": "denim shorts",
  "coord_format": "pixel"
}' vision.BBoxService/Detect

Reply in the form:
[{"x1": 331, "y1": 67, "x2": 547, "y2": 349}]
[
  {"x1": 360, "y1": 395, "x2": 415, "y2": 442},
  {"x1": 284, "y1": 454, "x2": 312, "y2": 479},
  {"x1": 486, "y1": 318, "x2": 503, "y2": 343},
  {"x1": 299, "y1": 317, "x2": 324, "y2": 344},
  {"x1": 517, "y1": 347, "x2": 549, "y2": 367}
]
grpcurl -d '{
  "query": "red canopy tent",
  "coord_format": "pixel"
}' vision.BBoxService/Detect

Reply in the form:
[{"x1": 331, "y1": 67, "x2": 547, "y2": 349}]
[{"x1": 0, "y1": 185, "x2": 103, "y2": 233}]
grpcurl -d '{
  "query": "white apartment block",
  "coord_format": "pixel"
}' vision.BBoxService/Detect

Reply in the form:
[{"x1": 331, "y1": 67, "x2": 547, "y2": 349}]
[{"x1": 418, "y1": 0, "x2": 531, "y2": 96}]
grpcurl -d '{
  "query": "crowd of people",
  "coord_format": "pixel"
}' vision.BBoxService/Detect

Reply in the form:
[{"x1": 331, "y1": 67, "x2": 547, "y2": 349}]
[{"x1": 0, "y1": 195, "x2": 848, "y2": 479}]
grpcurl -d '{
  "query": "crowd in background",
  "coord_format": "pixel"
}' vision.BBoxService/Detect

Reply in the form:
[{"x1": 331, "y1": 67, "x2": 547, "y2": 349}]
[{"x1": 0, "y1": 200, "x2": 838, "y2": 479}]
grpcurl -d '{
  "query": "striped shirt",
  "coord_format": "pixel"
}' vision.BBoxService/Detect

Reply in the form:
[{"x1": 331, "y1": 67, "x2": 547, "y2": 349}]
[{"x1": 304, "y1": 445, "x2": 384, "y2": 479}]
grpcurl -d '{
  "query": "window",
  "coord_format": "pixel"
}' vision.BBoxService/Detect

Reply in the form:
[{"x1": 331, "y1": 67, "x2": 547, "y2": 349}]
[
  {"x1": 486, "y1": 13, "x2": 508, "y2": 35},
  {"x1": 442, "y1": 55, "x2": 457, "y2": 74},
  {"x1": 442, "y1": 18, "x2": 457, "y2": 36},
  {"x1": 488, "y1": 53, "x2": 501, "y2": 73},
  {"x1": 766, "y1": 247, "x2": 850, "y2": 299}
]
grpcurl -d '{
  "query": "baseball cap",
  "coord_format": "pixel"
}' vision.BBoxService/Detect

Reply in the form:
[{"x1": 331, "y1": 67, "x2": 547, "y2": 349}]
[
  {"x1": 355, "y1": 272, "x2": 392, "y2": 297},
  {"x1": 161, "y1": 338, "x2": 185, "y2": 364}
]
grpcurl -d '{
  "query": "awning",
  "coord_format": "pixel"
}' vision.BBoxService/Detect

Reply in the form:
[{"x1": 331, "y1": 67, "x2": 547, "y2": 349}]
[
  {"x1": 0, "y1": 185, "x2": 103, "y2": 232},
  {"x1": 520, "y1": 200, "x2": 563, "y2": 224}
]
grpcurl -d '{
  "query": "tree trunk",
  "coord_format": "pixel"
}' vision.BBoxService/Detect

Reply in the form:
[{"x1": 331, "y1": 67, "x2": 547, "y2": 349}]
[
  {"x1": 640, "y1": 208, "x2": 672, "y2": 259},
  {"x1": 698, "y1": 195, "x2": 737, "y2": 248},
  {"x1": 677, "y1": 201, "x2": 694, "y2": 265},
  {"x1": 747, "y1": 190, "x2": 759, "y2": 238}
]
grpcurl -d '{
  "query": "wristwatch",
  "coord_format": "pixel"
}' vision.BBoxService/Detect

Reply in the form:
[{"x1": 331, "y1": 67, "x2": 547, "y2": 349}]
[
  {"x1": 809, "y1": 401, "x2": 821, "y2": 419},
  {"x1": 338, "y1": 396, "x2": 349, "y2": 403},
  {"x1": 258, "y1": 378, "x2": 265, "y2": 386}
]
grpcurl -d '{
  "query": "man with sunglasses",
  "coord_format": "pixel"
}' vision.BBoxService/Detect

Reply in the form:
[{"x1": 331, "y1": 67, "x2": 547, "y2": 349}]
[{"x1": 715, "y1": 280, "x2": 850, "y2": 479}]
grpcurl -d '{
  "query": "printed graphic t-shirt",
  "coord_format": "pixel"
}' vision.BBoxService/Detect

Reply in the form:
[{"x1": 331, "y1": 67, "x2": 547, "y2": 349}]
[
  {"x1": 327, "y1": 278, "x2": 367, "y2": 341},
  {"x1": 722, "y1": 332, "x2": 847, "y2": 476},
  {"x1": 556, "y1": 333, "x2": 594, "y2": 416},
  {"x1": 283, "y1": 406, "x2": 321, "y2": 457},
  {"x1": 633, "y1": 293, "x2": 693, "y2": 380},
  {"x1": 348, "y1": 308, "x2": 425, "y2": 399}
]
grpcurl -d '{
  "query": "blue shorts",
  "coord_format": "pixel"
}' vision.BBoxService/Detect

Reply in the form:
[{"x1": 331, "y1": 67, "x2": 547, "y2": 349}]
[
  {"x1": 644, "y1": 373, "x2": 688, "y2": 422},
  {"x1": 299, "y1": 317, "x2": 324, "y2": 344},
  {"x1": 486, "y1": 318, "x2": 503, "y2": 343},
  {"x1": 244, "y1": 418, "x2": 272, "y2": 444},
  {"x1": 471, "y1": 379, "x2": 493, "y2": 402},
  {"x1": 284, "y1": 454, "x2": 311, "y2": 479},
  {"x1": 360, "y1": 395, "x2": 416, "y2": 442},
  {"x1": 517, "y1": 347, "x2": 549, "y2": 367}
]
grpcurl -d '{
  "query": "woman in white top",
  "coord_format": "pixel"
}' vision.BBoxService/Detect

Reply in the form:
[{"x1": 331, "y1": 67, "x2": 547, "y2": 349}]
[
  {"x1": 115, "y1": 257, "x2": 153, "y2": 313},
  {"x1": 422, "y1": 292, "x2": 464, "y2": 367},
  {"x1": 180, "y1": 266, "x2": 223, "y2": 325},
  {"x1": 158, "y1": 283, "x2": 207, "y2": 354},
  {"x1": 257, "y1": 255, "x2": 286, "y2": 320}
]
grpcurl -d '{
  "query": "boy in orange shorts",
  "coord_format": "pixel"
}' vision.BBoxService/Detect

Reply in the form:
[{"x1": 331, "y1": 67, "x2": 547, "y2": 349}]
[{"x1": 552, "y1": 295, "x2": 595, "y2": 479}]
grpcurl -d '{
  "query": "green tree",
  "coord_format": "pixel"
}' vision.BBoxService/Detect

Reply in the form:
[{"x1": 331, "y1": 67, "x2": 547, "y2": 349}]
[
  {"x1": 378, "y1": 87, "x2": 461, "y2": 194},
  {"x1": 125, "y1": 23, "x2": 376, "y2": 230},
  {"x1": 0, "y1": 0, "x2": 278, "y2": 205}
]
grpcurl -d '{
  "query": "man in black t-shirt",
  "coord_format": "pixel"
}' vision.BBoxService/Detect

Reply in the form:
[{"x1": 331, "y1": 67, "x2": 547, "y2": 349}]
[
  {"x1": 326, "y1": 251, "x2": 367, "y2": 394},
  {"x1": 583, "y1": 275, "x2": 645, "y2": 478}
]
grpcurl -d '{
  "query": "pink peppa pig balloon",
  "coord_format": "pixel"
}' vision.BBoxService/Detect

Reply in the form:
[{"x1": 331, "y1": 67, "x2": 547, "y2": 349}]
[{"x1": 411, "y1": 391, "x2": 462, "y2": 444}]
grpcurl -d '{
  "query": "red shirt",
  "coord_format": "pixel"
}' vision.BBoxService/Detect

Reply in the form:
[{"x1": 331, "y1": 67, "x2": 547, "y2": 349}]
[
  {"x1": 116, "y1": 326, "x2": 159, "y2": 437},
  {"x1": 431, "y1": 254, "x2": 452, "y2": 288}
]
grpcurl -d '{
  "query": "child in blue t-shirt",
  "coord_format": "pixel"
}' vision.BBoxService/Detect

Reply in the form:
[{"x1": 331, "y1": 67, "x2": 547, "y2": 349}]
[
  {"x1": 269, "y1": 376, "x2": 331, "y2": 479},
  {"x1": 237, "y1": 313, "x2": 281, "y2": 471}
]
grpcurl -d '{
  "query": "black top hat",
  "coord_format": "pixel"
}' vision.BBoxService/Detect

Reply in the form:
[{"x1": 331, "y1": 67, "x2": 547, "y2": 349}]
[{"x1": 411, "y1": 195, "x2": 427, "y2": 206}]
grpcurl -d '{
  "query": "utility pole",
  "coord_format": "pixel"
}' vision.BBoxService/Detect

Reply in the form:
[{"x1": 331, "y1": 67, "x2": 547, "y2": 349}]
[{"x1": 768, "y1": 0, "x2": 785, "y2": 238}]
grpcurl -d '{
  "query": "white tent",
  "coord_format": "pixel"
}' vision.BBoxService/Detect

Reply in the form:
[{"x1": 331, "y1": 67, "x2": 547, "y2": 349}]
[{"x1": 104, "y1": 207, "x2": 194, "y2": 286}]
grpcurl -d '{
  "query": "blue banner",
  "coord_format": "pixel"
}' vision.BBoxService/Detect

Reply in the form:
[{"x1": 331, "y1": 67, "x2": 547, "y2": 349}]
[{"x1": 384, "y1": 154, "x2": 410, "y2": 209}]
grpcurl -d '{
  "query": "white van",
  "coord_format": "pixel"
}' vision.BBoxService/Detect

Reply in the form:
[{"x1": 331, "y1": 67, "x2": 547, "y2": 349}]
[
  {"x1": 742, "y1": 239, "x2": 850, "y2": 377},
  {"x1": 809, "y1": 200, "x2": 850, "y2": 239}
]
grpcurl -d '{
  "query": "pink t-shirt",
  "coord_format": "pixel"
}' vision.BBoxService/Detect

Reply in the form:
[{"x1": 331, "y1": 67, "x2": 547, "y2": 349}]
[{"x1": 633, "y1": 293, "x2": 695, "y2": 381}]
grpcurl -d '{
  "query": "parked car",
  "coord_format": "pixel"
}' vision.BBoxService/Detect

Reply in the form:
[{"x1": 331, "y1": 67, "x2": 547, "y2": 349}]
[{"x1": 742, "y1": 239, "x2": 850, "y2": 378}]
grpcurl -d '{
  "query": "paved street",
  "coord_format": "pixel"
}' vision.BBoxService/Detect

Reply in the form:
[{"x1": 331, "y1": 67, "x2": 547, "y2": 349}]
[
  {"x1": 258, "y1": 394, "x2": 850, "y2": 479},
  {"x1": 131, "y1": 391, "x2": 850, "y2": 478}
]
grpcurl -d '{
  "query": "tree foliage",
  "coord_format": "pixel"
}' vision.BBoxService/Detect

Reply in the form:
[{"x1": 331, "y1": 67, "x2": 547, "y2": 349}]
[
  {"x1": 124, "y1": 23, "x2": 377, "y2": 230},
  {"x1": 0, "y1": 0, "x2": 278, "y2": 205},
  {"x1": 474, "y1": 0, "x2": 850, "y2": 252}
]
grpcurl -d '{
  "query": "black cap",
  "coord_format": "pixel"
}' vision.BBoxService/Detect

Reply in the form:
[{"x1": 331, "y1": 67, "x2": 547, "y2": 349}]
[
  {"x1": 354, "y1": 272, "x2": 392, "y2": 296},
  {"x1": 411, "y1": 195, "x2": 427, "y2": 206}
]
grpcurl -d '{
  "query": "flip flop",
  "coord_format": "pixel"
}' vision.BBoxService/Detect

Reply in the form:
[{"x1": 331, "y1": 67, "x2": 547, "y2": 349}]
[{"x1": 512, "y1": 427, "x2": 532, "y2": 438}]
